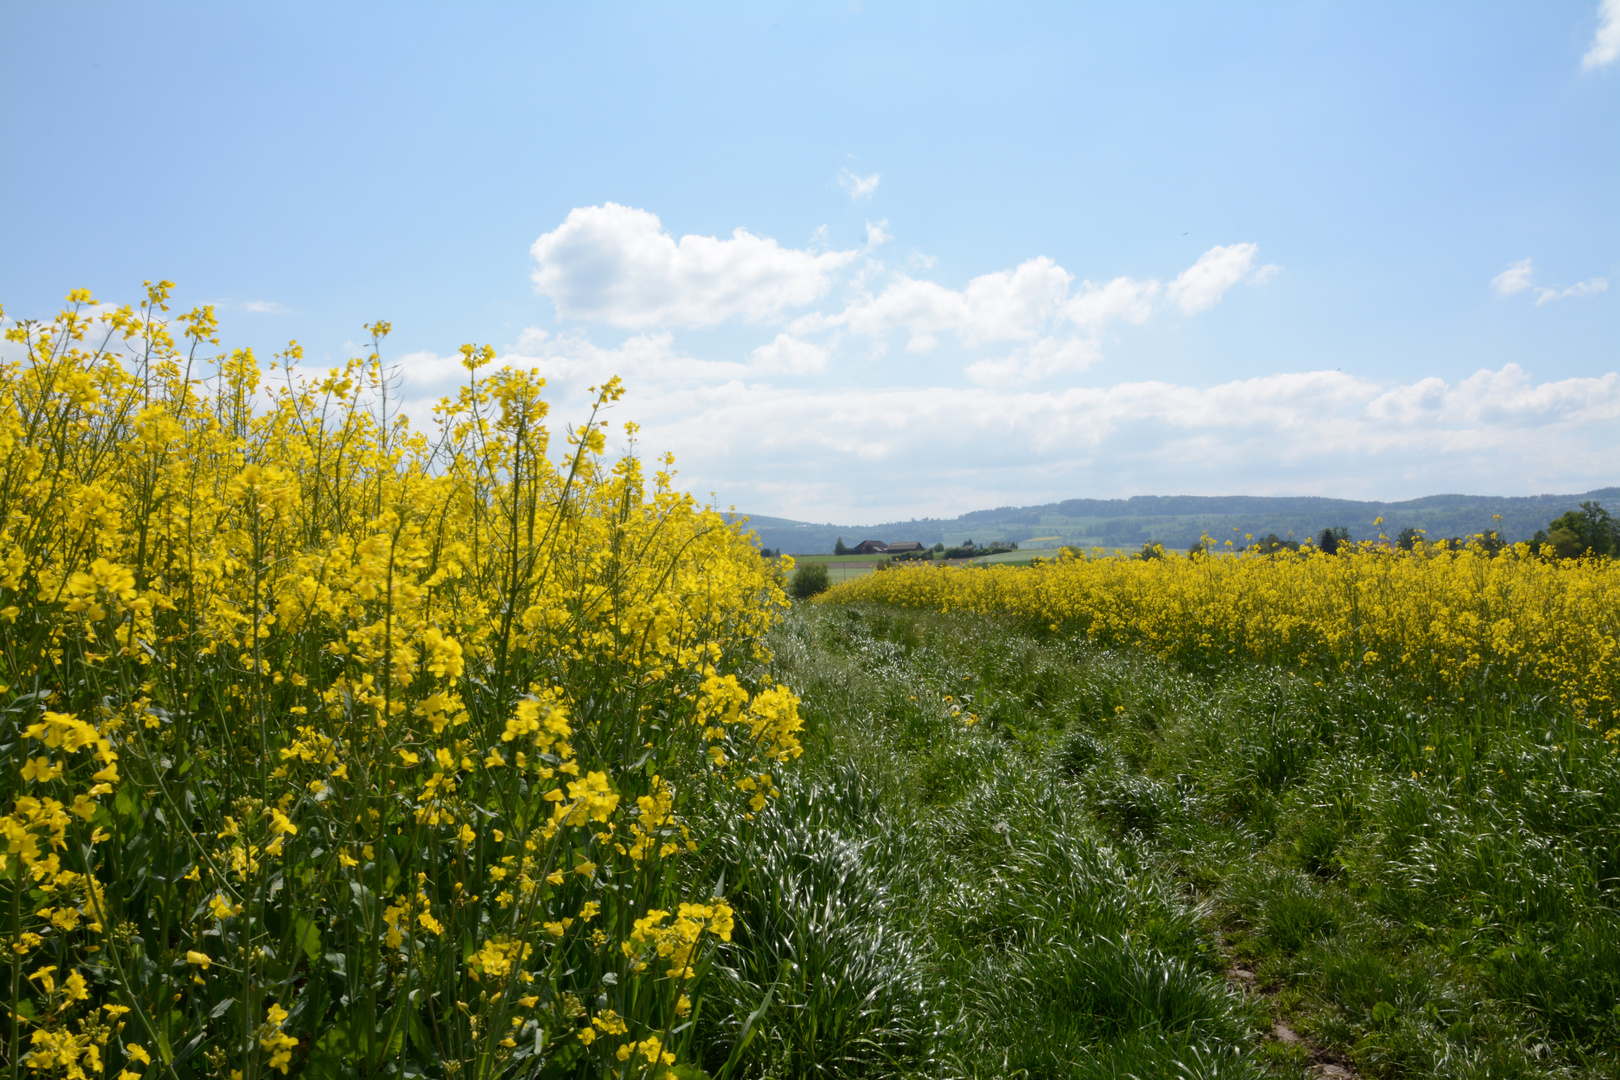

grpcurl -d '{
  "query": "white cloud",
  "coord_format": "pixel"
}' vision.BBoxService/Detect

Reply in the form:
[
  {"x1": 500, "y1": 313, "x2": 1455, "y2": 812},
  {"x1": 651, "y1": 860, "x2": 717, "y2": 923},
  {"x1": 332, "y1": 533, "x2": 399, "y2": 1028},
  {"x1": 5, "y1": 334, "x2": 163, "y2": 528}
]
[
  {"x1": 1584, "y1": 0, "x2": 1620, "y2": 69},
  {"x1": 389, "y1": 331, "x2": 749, "y2": 415},
  {"x1": 799, "y1": 256, "x2": 1075, "y2": 348},
  {"x1": 1442, "y1": 363, "x2": 1620, "y2": 425},
  {"x1": 749, "y1": 334, "x2": 828, "y2": 375},
  {"x1": 527, "y1": 204, "x2": 1273, "y2": 385},
  {"x1": 1535, "y1": 278, "x2": 1609, "y2": 305},
  {"x1": 200, "y1": 299, "x2": 292, "y2": 314},
  {"x1": 1492, "y1": 258, "x2": 1535, "y2": 297},
  {"x1": 579, "y1": 363, "x2": 1620, "y2": 521},
  {"x1": 1492, "y1": 257, "x2": 1609, "y2": 304},
  {"x1": 393, "y1": 349, "x2": 474, "y2": 391},
  {"x1": 816, "y1": 244, "x2": 1266, "y2": 347},
  {"x1": 965, "y1": 336, "x2": 1102, "y2": 386},
  {"x1": 1165, "y1": 243, "x2": 1262, "y2": 314},
  {"x1": 380, "y1": 321, "x2": 1617, "y2": 520},
  {"x1": 1366, "y1": 376, "x2": 1449, "y2": 423},
  {"x1": 530, "y1": 203, "x2": 859, "y2": 329},
  {"x1": 837, "y1": 168, "x2": 881, "y2": 200},
  {"x1": 502, "y1": 329, "x2": 755, "y2": 388},
  {"x1": 1062, "y1": 276, "x2": 1160, "y2": 328},
  {"x1": 788, "y1": 243, "x2": 1269, "y2": 383},
  {"x1": 358, "y1": 316, "x2": 1619, "y2": 521}
]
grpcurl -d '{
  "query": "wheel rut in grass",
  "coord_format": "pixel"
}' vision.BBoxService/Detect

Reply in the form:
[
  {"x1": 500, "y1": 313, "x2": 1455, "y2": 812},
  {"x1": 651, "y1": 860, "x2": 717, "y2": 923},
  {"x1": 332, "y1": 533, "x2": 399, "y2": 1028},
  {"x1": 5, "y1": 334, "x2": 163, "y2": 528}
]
[{"x1": 1224, "y1": 953, "x2": 1361, "y2": 1079}]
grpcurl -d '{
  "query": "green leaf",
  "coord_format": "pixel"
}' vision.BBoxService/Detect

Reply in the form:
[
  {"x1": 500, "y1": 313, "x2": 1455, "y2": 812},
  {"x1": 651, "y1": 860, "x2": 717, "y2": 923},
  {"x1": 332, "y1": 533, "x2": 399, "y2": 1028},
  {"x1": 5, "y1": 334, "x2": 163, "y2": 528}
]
[
  {"x1": 716, "y1": 980, "x2": 776, "y2": 1080},
  {"x1": 305, "y1": 1022, "x2": 352, "y2": 1080},
  {"x1": 295, "y1": 913, "x2": 322, "y2": 963},
  {"x1": 407, "y1": 1005, "x2": 435, "y2": 1055},
  {"x1": 381, "y1": 845, "x2": 401, "y2": 895},
  {"x1": 114, "y1": 783, "x2": 143, "y2": 825},
  {"x1": 155, "y1": 1013, "x2": 177, "y2": 1063}
]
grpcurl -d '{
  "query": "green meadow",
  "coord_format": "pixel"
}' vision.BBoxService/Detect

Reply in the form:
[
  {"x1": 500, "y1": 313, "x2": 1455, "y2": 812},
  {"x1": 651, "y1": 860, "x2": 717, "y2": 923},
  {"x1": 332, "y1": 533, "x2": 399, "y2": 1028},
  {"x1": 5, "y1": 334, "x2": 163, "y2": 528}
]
[{"x1": 682, "y1": 601, "x2": 1620, "y2": 1079}]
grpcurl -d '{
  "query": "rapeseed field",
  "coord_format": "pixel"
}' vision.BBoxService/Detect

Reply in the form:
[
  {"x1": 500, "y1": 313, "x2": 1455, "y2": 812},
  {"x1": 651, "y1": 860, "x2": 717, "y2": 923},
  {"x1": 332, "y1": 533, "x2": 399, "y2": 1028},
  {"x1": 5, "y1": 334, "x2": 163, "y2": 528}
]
[
  {"x1": 1, "y1": 288, "x2": 799, "y2": 1079},
  {"x1": 818, "y1": 541, "x2": 1620, "y2": 738}
]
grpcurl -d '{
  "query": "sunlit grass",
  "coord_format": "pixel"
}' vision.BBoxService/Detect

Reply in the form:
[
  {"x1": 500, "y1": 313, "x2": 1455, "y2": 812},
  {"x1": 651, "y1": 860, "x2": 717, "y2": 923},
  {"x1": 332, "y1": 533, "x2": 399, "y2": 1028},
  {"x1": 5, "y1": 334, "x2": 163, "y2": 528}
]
[{"x1": 701, "y1": 603, "x2": 1620, "y2": 1078}]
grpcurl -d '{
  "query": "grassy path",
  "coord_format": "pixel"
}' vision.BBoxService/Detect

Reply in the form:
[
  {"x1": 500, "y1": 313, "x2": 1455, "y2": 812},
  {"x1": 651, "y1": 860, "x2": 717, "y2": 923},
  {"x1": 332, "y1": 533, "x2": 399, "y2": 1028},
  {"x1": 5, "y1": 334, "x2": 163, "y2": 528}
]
[{"x1": 688, "y1": 603, "x2": 1620, "y2": 1079}]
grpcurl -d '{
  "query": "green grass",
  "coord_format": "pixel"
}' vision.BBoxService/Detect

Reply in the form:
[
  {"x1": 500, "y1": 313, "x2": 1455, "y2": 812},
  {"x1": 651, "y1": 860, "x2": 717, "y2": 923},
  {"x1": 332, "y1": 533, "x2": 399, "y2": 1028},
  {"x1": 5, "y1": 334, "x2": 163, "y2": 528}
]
[
  {"x1": 786, "y1": 554, "x2": 896, "y2": 563},
  {"x1": 681, "y1": 603, "x2": 1620, "y2": 1079},
  {"x1": 965, "y1": 552, "x2": 1042, "y2": 566},
  {"x1": 786, "y1": 558, "x2": 884, "y2": 586}
]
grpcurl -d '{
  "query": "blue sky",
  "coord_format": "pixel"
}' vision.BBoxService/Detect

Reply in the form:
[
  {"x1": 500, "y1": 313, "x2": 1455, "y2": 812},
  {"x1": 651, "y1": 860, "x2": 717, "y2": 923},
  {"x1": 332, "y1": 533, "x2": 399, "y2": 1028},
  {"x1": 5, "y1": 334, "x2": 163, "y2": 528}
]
[{"x1": 2, "y1": 1, "x2": 1616, "y2": 522}]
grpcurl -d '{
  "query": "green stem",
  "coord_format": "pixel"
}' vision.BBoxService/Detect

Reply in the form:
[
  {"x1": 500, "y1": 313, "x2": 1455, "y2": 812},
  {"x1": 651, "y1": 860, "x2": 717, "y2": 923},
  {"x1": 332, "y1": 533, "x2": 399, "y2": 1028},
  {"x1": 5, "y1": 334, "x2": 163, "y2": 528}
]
[{"x1": 8, "y1": 858, "x2": 20, "y2": 1080}]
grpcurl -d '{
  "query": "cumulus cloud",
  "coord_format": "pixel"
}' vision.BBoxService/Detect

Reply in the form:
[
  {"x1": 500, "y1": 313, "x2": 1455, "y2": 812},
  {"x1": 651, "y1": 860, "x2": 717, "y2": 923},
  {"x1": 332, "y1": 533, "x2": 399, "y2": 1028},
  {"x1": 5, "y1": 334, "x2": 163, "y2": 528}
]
[
  {"x1": 499, "y1": 329, "x2": 757, "y2": 388},
  {"x1": 1165, "y1": 243, "x2": 1267, "y2": 313},
  {"x1": 749, "y1": 334, "x2": 829, "y2": 375},
  {"x1": 1062, "y1": 277, "x2": 1160, "y2": 328},
  {"x1": 385, "y1": 316, "x2": 1618, "y2": 521},
  {"x1": 574, "y1": 363, "x2": 1620, "y2": 520},
  {"x1": 837, "y1": 168, "x2": 881, "y2": 200},
  {"x1": 806, "y1": 243, "x2": 1269, "y2": 353},
  {"x1": 800, "y1": 256, "x2": 1074, "y2": 349},
  {"x1": 1492, "y1": 257, "x2": 1609, "y2": 304},
  {"x1": 965, "y1": 336, "x2": 1102, "y2": 386},
  {"x1": 1442, "y1": 363, "x2": 1620, "y2": 425},
  {"x1": 388, "y1": 330, "x2": 748, "y2": 410},
  {"x1": 1584, "y1": 0, "x2": 1620, "y2": 69},
  {"x1": 1365, "y1": 376, "x2": 1450, "y2": 424},
  {"x1": 1492, "y1": 258, "x2": 1535, "y2": 297},
  {"x1": 784, "y1": 242, "x2": 1271, "y2": 382},
  {"x1": 527, "y1": 204, "x2": 1274, "y2": 383},
  {"x1": 390, "y1": 327, "x2": 837, "y2": 421},
  {"x1": 530, "y1": 203, "x2": 859, "y2": 328},
  {"x1": 33, "y1": 217, "x2": 1612, "y2": 523}
]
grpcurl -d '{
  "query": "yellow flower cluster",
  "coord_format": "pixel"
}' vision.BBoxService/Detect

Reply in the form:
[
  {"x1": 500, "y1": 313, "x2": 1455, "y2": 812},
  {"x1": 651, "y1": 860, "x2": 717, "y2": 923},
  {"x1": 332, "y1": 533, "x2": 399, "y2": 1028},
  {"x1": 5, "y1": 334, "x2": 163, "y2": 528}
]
[
  {"x1": 629, "y1": 903, "x2": 735, "y2": 971},
  {"x1": 0, "y1": 287, "x2": 798, "y2": 1077},
  {"x1": 823, "y1": 544, "x2": 1619, "y2": 736}
]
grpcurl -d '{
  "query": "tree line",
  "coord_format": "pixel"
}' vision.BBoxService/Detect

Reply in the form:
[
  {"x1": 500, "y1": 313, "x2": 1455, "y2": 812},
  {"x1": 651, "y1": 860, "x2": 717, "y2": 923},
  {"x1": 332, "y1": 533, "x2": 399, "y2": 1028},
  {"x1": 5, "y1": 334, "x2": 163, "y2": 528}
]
[{"x1": 1175, "y1": 500, "x2": 1617, "y2": 559}]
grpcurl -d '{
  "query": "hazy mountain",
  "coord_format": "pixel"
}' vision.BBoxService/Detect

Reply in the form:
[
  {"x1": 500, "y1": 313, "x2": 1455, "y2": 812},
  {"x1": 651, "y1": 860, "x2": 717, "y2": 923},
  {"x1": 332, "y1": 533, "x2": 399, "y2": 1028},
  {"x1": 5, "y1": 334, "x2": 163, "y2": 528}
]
[{"x1": 732, "y1": 488, "x2": 1620, "y2": 555}]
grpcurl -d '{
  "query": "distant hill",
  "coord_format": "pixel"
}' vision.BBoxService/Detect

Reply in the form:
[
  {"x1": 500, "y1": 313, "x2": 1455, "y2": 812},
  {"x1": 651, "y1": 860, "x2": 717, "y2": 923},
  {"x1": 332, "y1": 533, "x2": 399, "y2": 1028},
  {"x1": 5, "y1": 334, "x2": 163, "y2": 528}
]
[{"x1": 731, "y1": 488, "x2": 1620, "y2": 556}]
